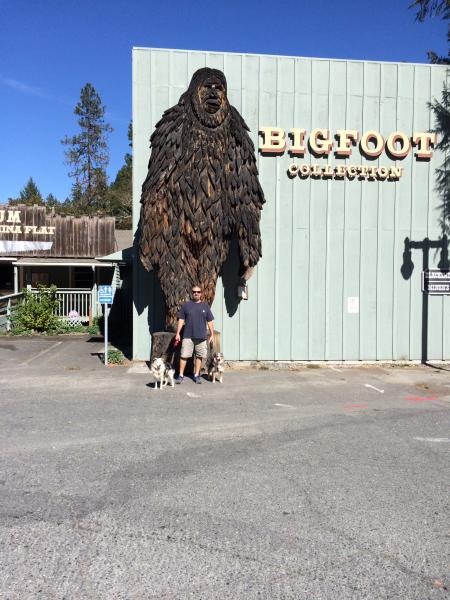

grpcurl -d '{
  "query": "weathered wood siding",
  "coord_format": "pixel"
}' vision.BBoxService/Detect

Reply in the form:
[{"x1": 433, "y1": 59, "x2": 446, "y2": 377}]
[
  {"x1": 133, "y1": 48, "x2": 448, "y2": 361},
  {"x1": 0, "y1": 205, "x2": 116, "y2": 257}
]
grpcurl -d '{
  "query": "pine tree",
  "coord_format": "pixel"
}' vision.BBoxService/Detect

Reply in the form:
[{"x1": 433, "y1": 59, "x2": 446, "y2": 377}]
[
  {"x1": 9, "y1": 177, "x2": 44, "y2": 206},
  {"x1": 430, "y1": 85, "x2": 450, "y2": 234},
  {"x1": 410, "y1": 1, "x2": 450, "y2": 232},
  {"x1": 45, "y1": 193, "x2": 59, "y2": 208},
  {"x1": 410, "y1": 0, "x2": 449, "y2": 63},
  {"x1": 107, "y1": 121, "x2": 132, "y2": 228},
  {"x1": 61, "y1": 83, "x2": 113, "y2": 214}
]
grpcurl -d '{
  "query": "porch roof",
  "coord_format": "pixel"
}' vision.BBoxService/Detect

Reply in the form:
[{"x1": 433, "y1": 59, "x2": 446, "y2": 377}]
[{"x1": 12, "y1": 258, "x2": 114, "y2": 267}]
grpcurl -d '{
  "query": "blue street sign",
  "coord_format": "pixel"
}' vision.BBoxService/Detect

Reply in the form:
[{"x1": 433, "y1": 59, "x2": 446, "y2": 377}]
[{"x1": 98, "y1": 285, "x2": 113, "y2": 304}]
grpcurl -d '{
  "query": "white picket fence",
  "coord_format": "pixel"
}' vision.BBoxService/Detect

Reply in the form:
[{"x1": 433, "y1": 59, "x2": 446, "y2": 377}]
[{"x1": 49, "y1": 288, "x2": 98, "y2": 323}]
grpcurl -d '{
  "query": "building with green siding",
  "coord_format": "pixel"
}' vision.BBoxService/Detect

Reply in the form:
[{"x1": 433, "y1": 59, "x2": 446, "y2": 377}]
[{"x1": 132, "y1": 48, "x2": 448, "y2": 362}]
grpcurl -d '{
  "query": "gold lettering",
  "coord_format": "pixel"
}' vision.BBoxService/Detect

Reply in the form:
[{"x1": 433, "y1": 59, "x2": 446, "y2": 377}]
[
  {"x1": 289, "y1": 128, "x2": 307, "y2": 156},
  {"x1": 309, "y1": 129, "x2": 333, "y2": 155},
  {"x1": 311, "y1": 164, "x2": 322, "y2": 176},
  {"x1": 358, "y1": 166, "x2": 369, "y2": 179},
  {"x1": 287, "y1": 163, "x2": 299, "y2": 177},
  {"x1": 259, "y1": 127, "x2": 286, "y2": 153},
  {"x1": 0, "y1": 210, "x2": 4, "y2": 223},
  {"x1": 335, "y1": 165, "x2": 346, "y2": 178},
  {"x1": 389, "y1": 166, "x2": 403, "y2": 179},
  {"x1": 377, "y1": 166, "x2": 389, "y2": 179},
  {"x1": 386, "y1": 131, "x2": 411, "y2": 158},
  {"x1": 47, "y1": 226, "x2": 56, "y2": 235},
  {"x1": 368, "y1": 166, "x2": 378, "y2": 178},
  {"x1": 335, "y1": 130, "x2": 359, "y2": 157},
  {"x1": 322, "y1": 164, "x2": 334, "y2": 177},
  {"x1": 360, "y1": 131, "x2": 384, "y2": 157},
  {"x1": 346, "y1": 166, "x2": 357, "y2": 178},
  {"x1": 412, "y1": 132, "x2": 436, "y2": 159},
  {"x1": 299, "y1": 164, "x2": 311, "y2": 176}
]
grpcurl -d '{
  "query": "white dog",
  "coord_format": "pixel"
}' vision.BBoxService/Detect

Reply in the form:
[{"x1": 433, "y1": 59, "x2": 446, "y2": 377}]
[
  {"x1": 151, "y1": 357, "x2": 175, "y2": 389},
  {"x1": 209, "y1": 352, "x2": 225, "y2": 384}
]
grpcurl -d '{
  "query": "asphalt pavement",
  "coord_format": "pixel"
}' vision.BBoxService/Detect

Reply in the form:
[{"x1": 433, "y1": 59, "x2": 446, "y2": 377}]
[{"x1": 0, "y1": 336, "x2": 449, "y2": 599}]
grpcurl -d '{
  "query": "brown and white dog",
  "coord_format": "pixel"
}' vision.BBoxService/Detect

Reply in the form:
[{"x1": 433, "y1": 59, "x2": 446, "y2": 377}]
[
  {"x1": 209, "y1": 352, "x2": 225, "y2": 383},
  {"x1": 151, "y1": 357, "x2": 175, "y2": 389}
]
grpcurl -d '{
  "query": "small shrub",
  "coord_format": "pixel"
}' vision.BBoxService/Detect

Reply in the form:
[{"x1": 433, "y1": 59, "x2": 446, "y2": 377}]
[
  {"x1": 107, "y1": 348, "x2": 125, "y2": 364},
  {"x1": 87, "y1": 316, "x2": 101, "y2": 335},
  {"x1": 10, "y1": 323, "x2": 34, "y2": 336},
  {"x1": 48, "y1": 321, "x2": 88, "y2": 334},
  {"x1": 12, "y1": 285, "x2": 60, "y2": 333}
]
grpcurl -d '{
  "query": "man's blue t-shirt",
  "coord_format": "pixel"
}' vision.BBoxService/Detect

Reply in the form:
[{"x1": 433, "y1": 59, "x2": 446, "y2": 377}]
[{"x1": 179, "y1": 301, "x2": 214, "y2": 340}]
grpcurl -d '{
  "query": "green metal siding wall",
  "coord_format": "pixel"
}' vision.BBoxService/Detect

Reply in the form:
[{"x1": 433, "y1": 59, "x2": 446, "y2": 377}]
[{"x1": 132, "y1": 48, "x2": 448, "y2": 361}]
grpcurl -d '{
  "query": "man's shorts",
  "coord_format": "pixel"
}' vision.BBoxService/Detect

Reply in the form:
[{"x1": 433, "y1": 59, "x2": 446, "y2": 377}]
[{"x1": 181, "y1": 338, "x2": 207, "y2": 359}]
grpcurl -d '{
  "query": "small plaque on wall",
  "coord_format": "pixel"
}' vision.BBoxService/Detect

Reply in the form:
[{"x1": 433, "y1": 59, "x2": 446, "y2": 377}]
[{"x1": 347, "y1": 297, "x2": 359, "y2": 314}]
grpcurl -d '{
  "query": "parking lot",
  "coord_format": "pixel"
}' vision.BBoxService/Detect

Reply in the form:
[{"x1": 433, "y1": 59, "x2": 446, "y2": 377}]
[{"x1": 0, "y1": 336, "x2": 449, "y2": 599}]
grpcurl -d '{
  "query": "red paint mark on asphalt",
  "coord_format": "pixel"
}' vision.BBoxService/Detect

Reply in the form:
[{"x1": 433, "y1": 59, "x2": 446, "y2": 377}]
[
  {"x1": 344, "y1": 404, "x2": 369, "y2": 409},
  {"x1": 404, "y1": 395, "x2": 437, "y2": 402}
]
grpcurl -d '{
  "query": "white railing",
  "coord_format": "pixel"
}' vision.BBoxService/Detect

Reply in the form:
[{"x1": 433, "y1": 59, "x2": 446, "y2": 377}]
[
  {"x1": 0, "y1": 292, "x2": 23, "y2": 332},
  {"x1": 0, "y1": 287, "x2": 101, "y2": 330},
  {"x1": 30, "y1": 287, "x2": 99, "y2": 323}
]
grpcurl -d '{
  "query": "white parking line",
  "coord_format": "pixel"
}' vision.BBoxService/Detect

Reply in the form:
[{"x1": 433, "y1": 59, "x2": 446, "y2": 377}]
[
  {"x1": 413, "y1": 437, "x2": 450, "y2": 443},
  {"x1": 274, "y1": 403, "x2": 295, "y2": 409},
  {"x1": 20, "y1": 341, "x2": 63, "y2": 365},
  {"x1": 364, "y1": 383, "x2": 384, "y2": 394}
]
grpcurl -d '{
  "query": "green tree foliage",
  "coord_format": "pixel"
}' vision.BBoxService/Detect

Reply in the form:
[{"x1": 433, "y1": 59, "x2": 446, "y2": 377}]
[
  {"x1": 12, "y1": 285, "x2": 60, "y2": 333},
  {"x1": 410, "y1": 0, "x2": 449, "y2": 63},
  {"x1": 410, "y1": 1, "x2": 450, "y2": 232},
  {"x1": 106, "y1": 121, "x2": 132, "y2": 228},
  {"x1": 45, "y1": 193, "x2": 59, "y2": 208},
  {"x1": 61, "y1": 83, "x2": 113, "y2": 214},
  {"x1": 430, "y1": 85, "x2": 450, "y2": 233},
  {"x1": 9, "y1": 177, "x2": 44, "y2": 206}
]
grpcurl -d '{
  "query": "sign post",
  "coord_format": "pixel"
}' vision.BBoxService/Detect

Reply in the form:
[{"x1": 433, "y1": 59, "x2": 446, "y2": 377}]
[{"x1": 98, "y1": 285, "x2": 113, "y2": 366}]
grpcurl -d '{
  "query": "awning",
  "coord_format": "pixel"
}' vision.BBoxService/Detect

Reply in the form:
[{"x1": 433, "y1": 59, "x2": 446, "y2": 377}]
[
  {"x1": 12, "y1": 258, "x2": 114, "y2": 267},
  {"x1": 96, "y1": 246, "x2": 133, "y2": 264}
]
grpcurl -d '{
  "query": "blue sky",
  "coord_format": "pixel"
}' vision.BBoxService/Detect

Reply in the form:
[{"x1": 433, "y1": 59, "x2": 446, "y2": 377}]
[{"x1": 0, "y1": 0, "x2": 447, "y2": 203}]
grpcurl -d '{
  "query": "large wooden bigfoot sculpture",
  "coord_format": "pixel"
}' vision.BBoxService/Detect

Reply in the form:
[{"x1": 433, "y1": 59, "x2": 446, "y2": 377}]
[{"x1": 139, "y1": 68, "x2": 265, "y2": 328}]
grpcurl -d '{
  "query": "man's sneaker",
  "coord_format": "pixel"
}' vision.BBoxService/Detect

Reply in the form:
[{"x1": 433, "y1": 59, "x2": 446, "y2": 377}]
[
  {"x1": 193, "y1": 375, "x2": 202, "y2": 384},
  {"x1": 175, "y1": 375, "x2": 184, "y2": 384}
]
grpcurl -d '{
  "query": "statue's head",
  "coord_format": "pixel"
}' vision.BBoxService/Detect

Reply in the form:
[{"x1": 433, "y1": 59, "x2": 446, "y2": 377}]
[{"x1": 187, "y1": 68, "x2": 229, "y2": 128}]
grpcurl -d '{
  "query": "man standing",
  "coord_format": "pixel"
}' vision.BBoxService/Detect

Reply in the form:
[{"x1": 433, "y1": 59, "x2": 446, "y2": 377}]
[{"x1": 175, "y1": 286, "x2": 214, "y2": 384}]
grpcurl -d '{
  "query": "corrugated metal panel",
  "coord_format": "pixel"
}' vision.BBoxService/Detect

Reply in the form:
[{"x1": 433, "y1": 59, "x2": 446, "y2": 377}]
[{"x1": 133, "y1": 48, "x2": 448, "y2": 361}]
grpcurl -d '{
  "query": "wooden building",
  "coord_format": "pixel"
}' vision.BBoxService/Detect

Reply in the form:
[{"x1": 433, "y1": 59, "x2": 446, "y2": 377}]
[{"x1": 0, "y1": 205, "x2": 129, "y2": 295}]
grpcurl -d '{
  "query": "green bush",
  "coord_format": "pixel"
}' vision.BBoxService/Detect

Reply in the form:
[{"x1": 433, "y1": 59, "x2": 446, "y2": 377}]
[
  {"x1": 86, "y1": 316, "x2": 101, "y2": 335},
  {"x1": 12, "y1": 285, "x2": 60, "y2": 333},
  {"x1": 48, "y1": 320, "x2": 88, "y2": 334},
  {"x1": 107, "y1": 348, "x2": 125, "y2": 364},
  {"x1": 10, "y1": 323, "x2": 34, "y2": 336}
]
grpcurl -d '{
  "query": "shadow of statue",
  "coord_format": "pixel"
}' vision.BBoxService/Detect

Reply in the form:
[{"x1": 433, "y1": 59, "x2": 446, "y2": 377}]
[
  {"x1": 220, "y1": 234, "x2": 243, "y2": 318},
  {"x1": 133, "y1": 228, "x2": 166, "y2": 335}
]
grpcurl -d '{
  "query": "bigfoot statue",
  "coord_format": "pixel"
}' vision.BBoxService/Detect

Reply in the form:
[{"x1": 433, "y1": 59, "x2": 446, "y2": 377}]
[{"x1": 139, "y1": 67, "x2": 265, "y2": 328}]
